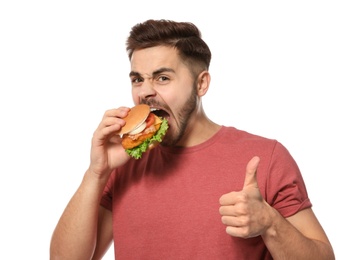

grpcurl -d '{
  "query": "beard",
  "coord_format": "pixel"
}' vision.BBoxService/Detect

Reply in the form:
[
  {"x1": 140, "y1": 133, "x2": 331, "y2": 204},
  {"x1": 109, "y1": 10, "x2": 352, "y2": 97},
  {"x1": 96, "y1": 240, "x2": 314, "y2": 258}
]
[
  {"x1": 140, "y1": 81, "x2": 198, "y2": 147},
  {"x1": 162, "y1": 86, "x2": 197, "y2": 146}
]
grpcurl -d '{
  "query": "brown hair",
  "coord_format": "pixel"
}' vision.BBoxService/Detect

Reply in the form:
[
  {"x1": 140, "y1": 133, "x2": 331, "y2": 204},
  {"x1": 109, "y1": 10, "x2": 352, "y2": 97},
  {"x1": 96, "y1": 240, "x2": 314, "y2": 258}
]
[{"x1": 126, "y1": 19, "x2": 212, "y2": 74}]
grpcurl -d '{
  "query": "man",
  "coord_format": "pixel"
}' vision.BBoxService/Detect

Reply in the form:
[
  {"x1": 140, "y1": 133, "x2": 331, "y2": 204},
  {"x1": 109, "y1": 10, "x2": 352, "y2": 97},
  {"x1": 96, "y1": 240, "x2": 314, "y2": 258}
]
[{"x1": 50, "y1": 19, "x2": 335, "y2": 259}]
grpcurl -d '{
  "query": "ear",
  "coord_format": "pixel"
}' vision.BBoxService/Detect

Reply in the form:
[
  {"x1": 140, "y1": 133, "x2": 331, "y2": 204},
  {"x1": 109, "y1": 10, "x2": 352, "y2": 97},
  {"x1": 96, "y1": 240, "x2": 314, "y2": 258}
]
[{"x1": 196, "y1": 71, "x2": 211, "y2": 97}]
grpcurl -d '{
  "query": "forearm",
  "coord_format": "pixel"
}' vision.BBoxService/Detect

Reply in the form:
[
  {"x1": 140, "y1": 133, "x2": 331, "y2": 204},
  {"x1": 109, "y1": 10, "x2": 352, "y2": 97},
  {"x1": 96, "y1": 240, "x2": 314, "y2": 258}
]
[
  {"x1": 262, "y1": 208, "x2": 335, "y2": 260},
  {"x1": 50, "y1": 169, "x2": 110, "y2": 259}
]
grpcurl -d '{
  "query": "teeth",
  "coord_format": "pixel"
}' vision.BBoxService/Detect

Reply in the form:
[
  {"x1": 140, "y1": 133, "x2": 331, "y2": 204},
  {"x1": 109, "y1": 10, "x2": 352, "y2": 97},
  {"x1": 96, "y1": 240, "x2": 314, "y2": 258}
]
[{"x1": 150, "y1": 107, "x2": 159, "y2": 111}]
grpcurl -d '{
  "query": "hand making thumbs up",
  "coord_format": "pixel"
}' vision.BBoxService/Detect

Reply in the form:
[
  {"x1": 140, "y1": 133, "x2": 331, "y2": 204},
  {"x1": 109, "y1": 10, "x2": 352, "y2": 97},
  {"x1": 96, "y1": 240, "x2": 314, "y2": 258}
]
[{"x1": 219, "y1": 156, "x2": 273, "y2": 238}]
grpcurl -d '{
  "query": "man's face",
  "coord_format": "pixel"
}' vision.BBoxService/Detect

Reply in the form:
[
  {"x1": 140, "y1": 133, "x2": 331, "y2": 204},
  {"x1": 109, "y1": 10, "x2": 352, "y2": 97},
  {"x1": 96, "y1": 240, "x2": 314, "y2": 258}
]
[{"x1": 129, "y1": 46, "x2": 198, "y2": 146}]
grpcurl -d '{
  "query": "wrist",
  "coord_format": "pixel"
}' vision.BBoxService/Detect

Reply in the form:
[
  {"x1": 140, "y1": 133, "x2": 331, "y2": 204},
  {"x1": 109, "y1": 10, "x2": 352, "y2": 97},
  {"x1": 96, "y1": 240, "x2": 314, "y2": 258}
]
[
  {"x1": 261, "y1": 202, "x2": 280, "y2": 239},
  {"x1": 84, "y1": 168, "x2": 112, "y2": 187}
]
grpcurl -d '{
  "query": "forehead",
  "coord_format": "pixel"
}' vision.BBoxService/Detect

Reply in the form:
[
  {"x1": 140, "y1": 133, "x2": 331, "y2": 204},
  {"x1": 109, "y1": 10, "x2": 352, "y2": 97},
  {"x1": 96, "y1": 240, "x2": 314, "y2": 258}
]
[{"x1": 130, "y1": 46, "x2": 184, "y2": 74}]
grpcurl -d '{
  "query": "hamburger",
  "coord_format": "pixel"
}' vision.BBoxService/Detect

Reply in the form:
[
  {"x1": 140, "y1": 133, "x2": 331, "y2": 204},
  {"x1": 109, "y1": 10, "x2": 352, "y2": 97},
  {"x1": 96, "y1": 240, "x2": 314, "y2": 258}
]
[{"x1": 119, "y1": 104, "x2": 168, "y2": 159}]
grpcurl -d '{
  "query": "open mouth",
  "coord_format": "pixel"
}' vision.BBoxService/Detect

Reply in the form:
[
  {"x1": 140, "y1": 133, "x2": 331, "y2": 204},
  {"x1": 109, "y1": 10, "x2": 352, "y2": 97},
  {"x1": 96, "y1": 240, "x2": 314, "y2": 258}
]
[{"x1": 151, "y1": 107, "x2": 169, "y2": 120}]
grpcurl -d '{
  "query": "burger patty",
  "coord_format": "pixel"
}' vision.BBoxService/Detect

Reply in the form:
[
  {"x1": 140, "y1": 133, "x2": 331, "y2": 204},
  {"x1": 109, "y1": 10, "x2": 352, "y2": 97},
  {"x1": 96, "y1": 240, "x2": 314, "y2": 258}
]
[{"x1": 121, "y1": 123, "x2": 161, "y2": 149}]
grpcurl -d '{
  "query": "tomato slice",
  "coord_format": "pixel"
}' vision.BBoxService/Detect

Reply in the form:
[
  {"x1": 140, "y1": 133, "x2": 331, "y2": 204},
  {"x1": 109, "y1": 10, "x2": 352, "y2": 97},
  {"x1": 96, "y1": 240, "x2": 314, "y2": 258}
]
[{"x1": 145, "y1": 113, "x2": 155, "y2": 128}]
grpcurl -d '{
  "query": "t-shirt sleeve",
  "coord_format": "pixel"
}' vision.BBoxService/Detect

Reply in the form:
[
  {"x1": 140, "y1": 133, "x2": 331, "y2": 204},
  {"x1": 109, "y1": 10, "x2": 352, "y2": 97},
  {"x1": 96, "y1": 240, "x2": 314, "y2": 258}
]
[{"x1": 265, "y1": 142, "x2": 312, "y2": 217}]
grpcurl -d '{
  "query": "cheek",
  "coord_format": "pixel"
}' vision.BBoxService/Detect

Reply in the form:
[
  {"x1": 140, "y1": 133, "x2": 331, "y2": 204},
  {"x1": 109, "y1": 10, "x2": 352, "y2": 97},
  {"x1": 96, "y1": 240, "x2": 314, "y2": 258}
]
[
  {"x1": 131, "y1": 89, "x2": 139, "y2": 104},
  {"x1": 172, "y1": 81, "x2": 194, "y2": 100},
  {"x1": 166, "y1": 88, "x2": 191, "y2": 110}
]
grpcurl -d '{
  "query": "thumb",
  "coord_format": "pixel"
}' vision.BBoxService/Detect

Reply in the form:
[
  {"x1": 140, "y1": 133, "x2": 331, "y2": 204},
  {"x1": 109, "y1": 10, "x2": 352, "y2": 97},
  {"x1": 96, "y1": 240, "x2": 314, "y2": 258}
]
[{"x1": 242, "y1": 156, "x2": 260, "y2": 190}]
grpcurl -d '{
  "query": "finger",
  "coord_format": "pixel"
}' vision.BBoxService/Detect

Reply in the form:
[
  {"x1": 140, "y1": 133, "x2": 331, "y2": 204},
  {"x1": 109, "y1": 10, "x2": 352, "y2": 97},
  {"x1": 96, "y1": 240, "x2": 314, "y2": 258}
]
[
  {"x1": 101, "y1": 116, "x2": 125, "y2": 128},
  {"x1": 219, "y1": 191, "x2": 241, "y2": 206},
  {"x1": 219, "y1": 205, "x2": 238, "y2": 216},
  {"x1": 221, "y1": 215, "x2": 241, "y2": 226},
  {"x1": 242, "y1": 156, "x2": 260, "y2": 189},
  {"x1": 103, "y1": 107, "x2": 130, "y2": 120},
  {"x1": 97, "y1": 107, "x2": 131, "y2": 134},
  {"x1": 225, "y1": 226, "x2": 250, "y2": 238},
  {"x1": 95, "y1": 119, "x2": 123, "y2": 140},
  {"x1": 109, "y1": 134, "x2": 123, "y2": 144}
]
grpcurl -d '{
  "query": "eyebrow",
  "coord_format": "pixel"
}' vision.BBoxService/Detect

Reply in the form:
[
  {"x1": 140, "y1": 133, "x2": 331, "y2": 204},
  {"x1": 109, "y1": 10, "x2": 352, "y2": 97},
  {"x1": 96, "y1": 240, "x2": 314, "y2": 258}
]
[{"x1": 129, "y1": 67, "x2": 175, "y2": 78}]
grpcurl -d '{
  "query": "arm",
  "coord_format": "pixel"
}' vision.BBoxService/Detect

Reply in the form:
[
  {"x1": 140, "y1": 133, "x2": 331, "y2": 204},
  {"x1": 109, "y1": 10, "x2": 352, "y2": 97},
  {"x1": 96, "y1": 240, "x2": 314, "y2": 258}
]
[
  {"x1": 92, "y1": 206, "x2": 113, "y2": 259},
  {"x1": 50, "y1": 171, "x2": 110, "y2": 259},
  {"x1": 50, "y1": 107, "x2": 130, "y2": 259},
  {"x1": 262, "y1": 207, "x2": 334, "y2": 260},
  {"x1": 219, "y1": 156, "x2": 335, "y2": 260}
]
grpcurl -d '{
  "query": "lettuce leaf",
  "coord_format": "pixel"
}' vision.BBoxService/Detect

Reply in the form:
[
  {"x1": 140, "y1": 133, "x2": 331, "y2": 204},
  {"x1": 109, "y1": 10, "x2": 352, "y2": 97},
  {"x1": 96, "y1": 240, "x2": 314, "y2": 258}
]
[{"x1": 125, "y1": 118, "x2": 169, "y2": 159}]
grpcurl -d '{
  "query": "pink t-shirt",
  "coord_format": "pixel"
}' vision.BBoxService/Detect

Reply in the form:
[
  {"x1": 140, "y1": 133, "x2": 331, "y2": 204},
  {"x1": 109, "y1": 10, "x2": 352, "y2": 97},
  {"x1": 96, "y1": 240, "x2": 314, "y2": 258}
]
[{"x1": 101, "y1": 126, "x2": 311, "y2": 259}]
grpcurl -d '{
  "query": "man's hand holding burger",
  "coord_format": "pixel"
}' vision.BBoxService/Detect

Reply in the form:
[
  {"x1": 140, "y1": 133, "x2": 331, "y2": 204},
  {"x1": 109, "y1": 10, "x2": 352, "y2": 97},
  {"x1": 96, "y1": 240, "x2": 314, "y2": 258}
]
[
  {"x1": 88, "y1": 106, "x2": 132, "y2": 179},
  {"x1": 88, "y1": 104, "x2": 169, "y2": 180}
]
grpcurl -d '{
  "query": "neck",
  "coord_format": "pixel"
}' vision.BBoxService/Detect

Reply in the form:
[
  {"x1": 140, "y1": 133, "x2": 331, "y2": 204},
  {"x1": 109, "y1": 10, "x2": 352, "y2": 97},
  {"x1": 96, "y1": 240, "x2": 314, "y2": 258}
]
[{"x1": 176, "y1": 104, "x2": 221, "y2": 147}]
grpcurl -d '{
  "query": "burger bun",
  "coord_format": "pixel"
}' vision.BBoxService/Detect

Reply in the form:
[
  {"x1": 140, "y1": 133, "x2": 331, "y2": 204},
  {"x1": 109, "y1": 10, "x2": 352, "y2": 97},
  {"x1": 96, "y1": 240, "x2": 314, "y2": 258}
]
[{"x1": 119, "y1": 104, "x2": 150, "y2": 135}]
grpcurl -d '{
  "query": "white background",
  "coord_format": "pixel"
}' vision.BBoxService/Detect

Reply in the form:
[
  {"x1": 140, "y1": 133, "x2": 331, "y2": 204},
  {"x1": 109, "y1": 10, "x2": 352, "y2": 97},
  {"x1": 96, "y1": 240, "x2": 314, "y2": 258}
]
[{"x1": 0, "y1": 1, "x2": 362, "y2": 259}]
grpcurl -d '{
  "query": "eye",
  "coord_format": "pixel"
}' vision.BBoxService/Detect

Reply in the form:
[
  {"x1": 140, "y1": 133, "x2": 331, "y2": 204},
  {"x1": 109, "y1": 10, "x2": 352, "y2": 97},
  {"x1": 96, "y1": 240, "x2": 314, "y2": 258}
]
[
  {"x1": 131, "y1": 77, "x2": 143, "y2": 84},
  {"x1": 157, "y1": 75, "x2": 169, "y2": 82}
]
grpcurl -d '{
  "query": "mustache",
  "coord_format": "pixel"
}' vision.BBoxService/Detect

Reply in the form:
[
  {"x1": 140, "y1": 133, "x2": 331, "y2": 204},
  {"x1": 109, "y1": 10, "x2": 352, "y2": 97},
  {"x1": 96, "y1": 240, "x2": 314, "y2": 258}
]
[{"x1": 140, "y1": 99, "x2": 168, "y2": 110}]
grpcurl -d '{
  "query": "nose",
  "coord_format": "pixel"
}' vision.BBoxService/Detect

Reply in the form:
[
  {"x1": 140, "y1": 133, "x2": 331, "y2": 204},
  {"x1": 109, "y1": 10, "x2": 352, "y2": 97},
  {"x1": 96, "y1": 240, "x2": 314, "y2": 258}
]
[{"x1": 137, "y1": 79, "x2": 157, "y2": 100}]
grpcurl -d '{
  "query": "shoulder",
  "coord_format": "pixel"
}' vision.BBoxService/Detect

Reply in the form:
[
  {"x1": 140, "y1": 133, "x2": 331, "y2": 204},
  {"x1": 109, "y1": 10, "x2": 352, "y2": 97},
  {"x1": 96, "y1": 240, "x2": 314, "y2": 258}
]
[{"x1": 220, "y1": 126, "x2": 279, "y2": 150}]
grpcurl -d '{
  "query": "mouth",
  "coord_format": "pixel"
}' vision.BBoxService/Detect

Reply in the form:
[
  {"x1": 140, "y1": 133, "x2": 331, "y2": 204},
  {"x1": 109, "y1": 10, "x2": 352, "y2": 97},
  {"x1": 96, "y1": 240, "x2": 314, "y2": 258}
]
[{"x1": 150, "y1": 107, "x2": 170, "y2": 120}]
